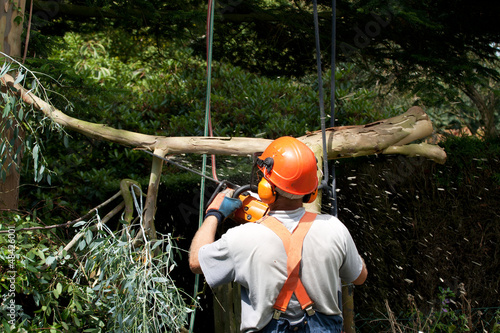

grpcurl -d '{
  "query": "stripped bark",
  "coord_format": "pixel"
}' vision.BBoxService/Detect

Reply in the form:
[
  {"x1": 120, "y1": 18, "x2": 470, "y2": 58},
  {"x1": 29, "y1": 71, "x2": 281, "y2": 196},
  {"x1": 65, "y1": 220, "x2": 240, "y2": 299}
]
[{"x1": 1, "y1": 73, "x2": 446, "y2": 163}]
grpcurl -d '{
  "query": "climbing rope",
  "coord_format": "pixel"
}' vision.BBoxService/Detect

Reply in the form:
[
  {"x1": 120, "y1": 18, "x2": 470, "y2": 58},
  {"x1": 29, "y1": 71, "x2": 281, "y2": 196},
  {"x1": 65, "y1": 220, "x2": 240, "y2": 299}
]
[
  {"x1": 205, "y1": 0, "x2": 218, "y2": 182},
  {"x1": 329, "y1": 0, "x2": 338, "y2": 217},
  {"x1": 189, "y1": 1, "x2": 216, "y2": 332},
  {"x1": 312, "y1": 0, "x2": 338, "y2": 217}
]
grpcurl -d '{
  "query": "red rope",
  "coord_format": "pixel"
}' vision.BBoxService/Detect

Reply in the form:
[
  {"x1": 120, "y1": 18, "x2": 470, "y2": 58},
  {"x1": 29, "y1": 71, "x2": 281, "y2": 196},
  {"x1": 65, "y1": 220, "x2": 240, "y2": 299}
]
[{"x1": 206, "y1": 0, "x2": 218, "y2": 181}]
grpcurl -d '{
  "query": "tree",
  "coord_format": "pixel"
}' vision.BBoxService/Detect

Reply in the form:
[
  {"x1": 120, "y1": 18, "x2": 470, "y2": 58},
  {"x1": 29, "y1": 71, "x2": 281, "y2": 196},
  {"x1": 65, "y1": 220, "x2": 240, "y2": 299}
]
[
  {"x1": 30, "y1": 0, "x2": 500, "y2": 137},
  {"x1": 0, "y1": 0, "x2": 26, "y2": 210},
  {"x1": 333, "y1": 0, "x2": 500, "y2": 138}
]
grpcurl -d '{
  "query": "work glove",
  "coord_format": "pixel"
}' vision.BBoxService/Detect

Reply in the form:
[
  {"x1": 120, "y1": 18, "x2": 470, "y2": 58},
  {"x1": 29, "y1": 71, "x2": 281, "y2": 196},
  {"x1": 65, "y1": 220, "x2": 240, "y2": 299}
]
[{"x1": 205, "y1": 189, "x2": 242, "y2": 224}]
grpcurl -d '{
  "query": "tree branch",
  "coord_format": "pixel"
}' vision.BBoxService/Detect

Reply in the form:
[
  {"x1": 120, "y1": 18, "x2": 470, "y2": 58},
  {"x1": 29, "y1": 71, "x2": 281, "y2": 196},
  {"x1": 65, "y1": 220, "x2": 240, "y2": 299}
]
[{"x1": 0, "y1": 73, "x2": 447, "y2": 163}]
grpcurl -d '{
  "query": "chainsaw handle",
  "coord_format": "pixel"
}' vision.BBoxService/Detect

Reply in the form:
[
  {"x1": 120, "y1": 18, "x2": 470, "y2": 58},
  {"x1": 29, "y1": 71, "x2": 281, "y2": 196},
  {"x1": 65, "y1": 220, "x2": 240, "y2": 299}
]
[
  {"x1": 206, "y1": 180, "x2": 242, "y2": 208},
  {"x1": 206, "y1": 180, "x2": 229, "y2": 209},
  {"x1": 232, "y1": 184, "x2": 258, "y2": 198}
]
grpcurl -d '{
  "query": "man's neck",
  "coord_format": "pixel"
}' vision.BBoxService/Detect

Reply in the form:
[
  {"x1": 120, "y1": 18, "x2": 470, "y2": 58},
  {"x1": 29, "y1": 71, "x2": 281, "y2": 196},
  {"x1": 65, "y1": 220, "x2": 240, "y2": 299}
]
[{"x1": 269, "y1": 197, "x2": 303, "y2": 211}]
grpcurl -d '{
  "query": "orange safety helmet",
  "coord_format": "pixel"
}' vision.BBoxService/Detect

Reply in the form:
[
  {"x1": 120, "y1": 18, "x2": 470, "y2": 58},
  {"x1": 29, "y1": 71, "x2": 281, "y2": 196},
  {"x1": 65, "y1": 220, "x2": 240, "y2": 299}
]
[{"x1": 256, "y1": 137, "x2": 318, "y2": 203}]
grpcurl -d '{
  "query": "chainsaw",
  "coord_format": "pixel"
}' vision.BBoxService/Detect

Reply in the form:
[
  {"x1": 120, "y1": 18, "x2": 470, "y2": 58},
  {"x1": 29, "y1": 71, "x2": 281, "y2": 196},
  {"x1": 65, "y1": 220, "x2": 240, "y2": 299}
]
[
  {"x1": 206, "y1": 180, "x2": 269, "y2": 224},
  {"x1": 141, "y1": 150, "x2": 269, "y2": 224}
]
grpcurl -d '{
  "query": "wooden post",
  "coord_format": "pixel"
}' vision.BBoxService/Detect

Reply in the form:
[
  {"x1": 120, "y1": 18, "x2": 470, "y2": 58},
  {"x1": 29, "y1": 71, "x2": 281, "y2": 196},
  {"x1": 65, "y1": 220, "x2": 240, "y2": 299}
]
[
  {"x1": 342, "y1": 284, "x2": 356, "y2": 333},
  {"x1": 213, "y1": 282, "x2": 241, "y2": 333}
]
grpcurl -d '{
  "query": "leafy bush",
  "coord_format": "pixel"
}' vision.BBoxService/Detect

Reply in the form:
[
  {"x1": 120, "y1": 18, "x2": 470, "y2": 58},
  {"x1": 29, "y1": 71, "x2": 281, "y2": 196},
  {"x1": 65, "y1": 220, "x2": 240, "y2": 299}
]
[
  {"x1": 0, "y1": 213, "x2": 103, "y2": 332},
  {"x1": 1, "y1": 203, "x2": 194, "y2": 332}
]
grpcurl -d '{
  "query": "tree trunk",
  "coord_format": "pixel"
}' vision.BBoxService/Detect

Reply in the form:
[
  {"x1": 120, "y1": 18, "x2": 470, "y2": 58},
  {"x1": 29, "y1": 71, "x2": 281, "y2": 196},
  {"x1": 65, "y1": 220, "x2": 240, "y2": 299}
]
[
  {"x1": 463, "y1": 84, "x2": 499, "y2": 139},
  {"x1": 0, "y1": 0, "x2": 26, "y2": 211}
]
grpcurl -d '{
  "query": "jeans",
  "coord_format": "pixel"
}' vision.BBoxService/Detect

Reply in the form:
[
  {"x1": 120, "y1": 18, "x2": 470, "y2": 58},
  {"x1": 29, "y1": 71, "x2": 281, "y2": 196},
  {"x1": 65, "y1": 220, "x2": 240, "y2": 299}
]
[{"x1": 259, "y1": 312, "x2": 343, "y2": 333}]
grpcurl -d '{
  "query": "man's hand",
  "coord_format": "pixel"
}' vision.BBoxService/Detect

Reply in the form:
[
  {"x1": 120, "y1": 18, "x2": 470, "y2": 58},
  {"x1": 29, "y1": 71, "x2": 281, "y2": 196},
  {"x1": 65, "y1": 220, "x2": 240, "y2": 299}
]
[{"x1": 205, "y1": 189, "x2": 242, "y2": 224}]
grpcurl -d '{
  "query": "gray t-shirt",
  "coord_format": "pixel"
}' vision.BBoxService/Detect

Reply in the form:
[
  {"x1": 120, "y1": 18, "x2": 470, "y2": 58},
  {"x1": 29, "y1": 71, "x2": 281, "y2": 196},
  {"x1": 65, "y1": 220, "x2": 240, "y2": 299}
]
[{"x1": 198, "y1": 207, "x2": 363, "y2": 332}]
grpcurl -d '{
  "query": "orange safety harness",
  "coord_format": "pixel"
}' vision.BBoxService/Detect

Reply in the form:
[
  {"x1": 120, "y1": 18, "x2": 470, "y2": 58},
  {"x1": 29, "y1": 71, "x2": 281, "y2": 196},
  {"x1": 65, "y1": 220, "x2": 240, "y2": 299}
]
[{"x1": 259, "y1": 211, "x2": 317, "y2": 319}]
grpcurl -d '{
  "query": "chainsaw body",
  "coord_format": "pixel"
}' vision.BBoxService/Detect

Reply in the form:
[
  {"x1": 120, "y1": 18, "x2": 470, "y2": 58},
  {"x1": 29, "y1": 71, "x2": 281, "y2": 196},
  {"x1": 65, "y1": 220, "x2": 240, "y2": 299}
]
[
  {"x1": 233, "y1": 191, "x2": 269, "y2": 223},
  {"x1": 206, "y1": 182, "x2": 269, "y2": 224}
]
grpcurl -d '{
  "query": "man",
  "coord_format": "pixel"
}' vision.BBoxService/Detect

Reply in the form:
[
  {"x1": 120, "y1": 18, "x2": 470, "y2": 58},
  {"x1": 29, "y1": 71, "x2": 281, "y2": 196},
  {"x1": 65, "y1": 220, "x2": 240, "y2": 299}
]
[{"x1": 189, "y1": 136, "x2": 367, "y2": 332}]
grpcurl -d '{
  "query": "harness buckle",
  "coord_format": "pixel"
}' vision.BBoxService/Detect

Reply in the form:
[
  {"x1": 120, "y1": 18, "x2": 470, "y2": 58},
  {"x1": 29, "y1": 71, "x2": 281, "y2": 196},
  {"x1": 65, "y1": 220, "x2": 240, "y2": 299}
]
[
  {"x1": 305, "y1": 305, "x2": 315, "y2": 316},
  {"x1": 273, "y1": 310, "x2": 282, "y2": 320}
]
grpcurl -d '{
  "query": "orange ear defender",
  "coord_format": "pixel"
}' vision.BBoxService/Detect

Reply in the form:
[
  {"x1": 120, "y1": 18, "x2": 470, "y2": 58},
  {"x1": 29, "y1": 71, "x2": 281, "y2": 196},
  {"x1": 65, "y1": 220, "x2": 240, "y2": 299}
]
[
  {"x1": 259, "y1": 177, "x2": 318, "y2": 204},
  {"x1": 258, "y1": 178, "x2": 276, "y2": 204}
]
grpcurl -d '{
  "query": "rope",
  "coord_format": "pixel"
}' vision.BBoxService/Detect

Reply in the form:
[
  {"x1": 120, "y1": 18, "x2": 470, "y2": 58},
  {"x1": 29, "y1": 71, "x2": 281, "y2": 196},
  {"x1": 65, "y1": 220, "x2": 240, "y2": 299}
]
[
  {"x1": 205, "y1": 0, "x2": 218, "y2": 182},
  {"x1": 189, "y1": 1, "x2": 215, "y2": 332},
  {"x1": 313, "y1": 0, "x2": 338, "y2": 217},
  {"x1": 312, "y1": 0, "x2": 331, "y2": 198},
  {"x1": 329, "y1": 0, "x2": 338, "y2": 217}
]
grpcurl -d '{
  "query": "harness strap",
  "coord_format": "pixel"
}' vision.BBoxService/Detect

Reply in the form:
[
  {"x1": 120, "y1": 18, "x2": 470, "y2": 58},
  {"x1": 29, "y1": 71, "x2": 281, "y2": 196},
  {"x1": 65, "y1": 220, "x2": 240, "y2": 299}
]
[{"x1": 260, "y1": 212, "x2": 317, "y2": 316}]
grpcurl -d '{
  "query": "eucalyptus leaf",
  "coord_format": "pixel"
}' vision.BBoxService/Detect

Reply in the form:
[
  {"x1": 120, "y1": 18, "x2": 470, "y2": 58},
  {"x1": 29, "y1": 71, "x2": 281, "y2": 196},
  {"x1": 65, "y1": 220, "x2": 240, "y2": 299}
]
[
  {"x1": 0, "y1": 62, "x2": 10, "y2": 77},
  {"x1": 78, "y1": 239, "x2": 86, "y2": 251},
  {"x1": 2, "y1": 102, "x2": 11, "y2": 118},
  {"x1": 56, "y1": 282, "x2": 63, "y2": 295},
  {"x1": 33, "y1": 143, "x2": 39, "y2": 173},
  {"x1": 13, "y1": 72, "x2": 25, "y2": 84},
  {"x1": 36, "y1": 164, "x2": 45, "y2": 182},
  {"x1": 85, "y1": 229, "x2": 93, "y2": 245},
  {"x1": 17, "y1": 107, "x2": 23, "y2": 121}
]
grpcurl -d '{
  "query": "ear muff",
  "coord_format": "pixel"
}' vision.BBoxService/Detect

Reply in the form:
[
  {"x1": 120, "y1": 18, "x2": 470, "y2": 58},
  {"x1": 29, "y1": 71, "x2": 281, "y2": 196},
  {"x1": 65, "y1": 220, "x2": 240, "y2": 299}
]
[
  {"x1": 258, "y1": 178, "x2": 276, "y2": 204},
  {"x1": 302, "y1": 188, "x2": 319, "y2": 203}
]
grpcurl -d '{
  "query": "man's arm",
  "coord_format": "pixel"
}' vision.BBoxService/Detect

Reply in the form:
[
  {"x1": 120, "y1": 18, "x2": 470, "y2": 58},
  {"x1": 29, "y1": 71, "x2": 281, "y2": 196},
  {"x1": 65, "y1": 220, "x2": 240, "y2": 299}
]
[
  {"x1": 189, "y1": 189, "x2": 241, "y2": 274},
  {"x1": 189, "y1": 215, "x2": 219, "y2": 274},
  {"x1": 352, "y1": 256, "x2": 368, "y2": 285}
]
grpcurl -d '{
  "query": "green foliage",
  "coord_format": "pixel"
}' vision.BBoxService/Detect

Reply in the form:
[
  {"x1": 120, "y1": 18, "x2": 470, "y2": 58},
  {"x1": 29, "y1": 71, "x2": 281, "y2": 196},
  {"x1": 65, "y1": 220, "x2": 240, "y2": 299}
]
[
  {"x1": 414, "y1": 74, "x2": 500, "y2": 137},
  {"x1": 383, "y1": 286, "x2": 477, "y2": 332},
  {"x1": 0, "y1": 214, "x2": 104, "y2": 332},
  {"x1": 331, "y1": 64, "x2": 405, "y2": 125},
  {"x1": 0, "y1": 57, "x2": 58, "y2": 184},
  {"x1": 435, "y1": 136, "x2": 500, "y2": 187},
  {"x1": 0, "y1": 206, "x2": 193, "y2": 332},
  {"x1": 73, "y1": 214, "x2": 194, "y2": 332}
]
